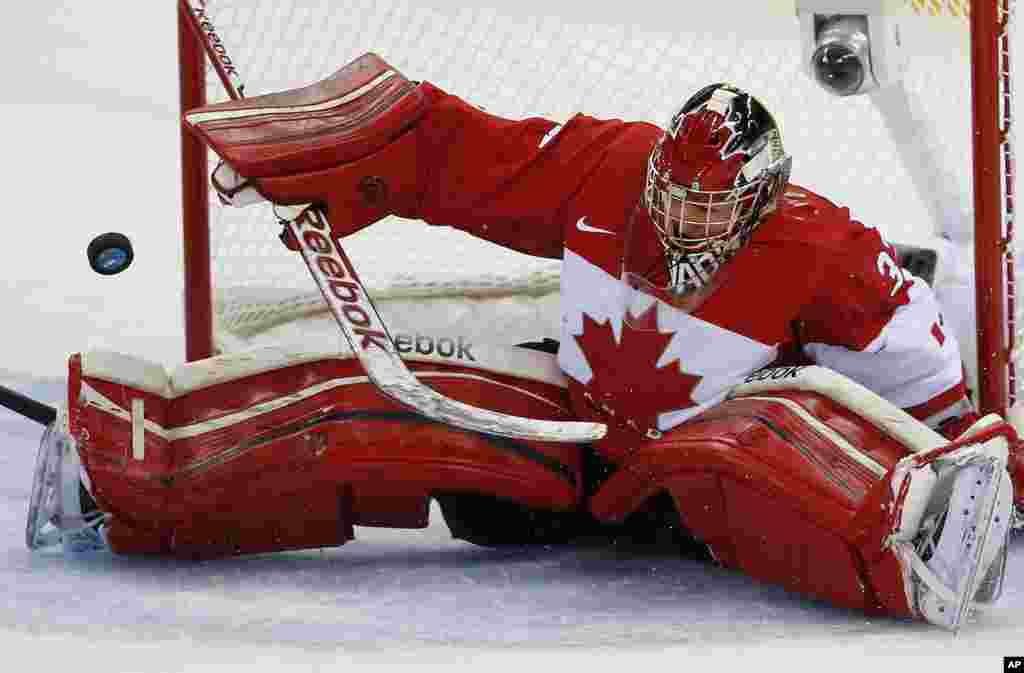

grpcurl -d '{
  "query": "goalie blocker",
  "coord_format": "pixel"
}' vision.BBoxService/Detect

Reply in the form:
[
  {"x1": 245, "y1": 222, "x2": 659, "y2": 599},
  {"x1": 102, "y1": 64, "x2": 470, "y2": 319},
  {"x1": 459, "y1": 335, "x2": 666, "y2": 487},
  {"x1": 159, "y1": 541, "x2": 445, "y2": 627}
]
[{"x1": 28, "y1": 346, "x2": 1017, "y2": 631}]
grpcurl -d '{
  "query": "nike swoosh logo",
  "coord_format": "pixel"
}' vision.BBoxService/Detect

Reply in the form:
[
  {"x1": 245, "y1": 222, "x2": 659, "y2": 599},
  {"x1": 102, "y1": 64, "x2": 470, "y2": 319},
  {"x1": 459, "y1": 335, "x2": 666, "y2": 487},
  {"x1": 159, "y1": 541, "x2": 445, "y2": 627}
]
[{"x1": 576, "y1": 217, "x2": 615, "y2": 235}]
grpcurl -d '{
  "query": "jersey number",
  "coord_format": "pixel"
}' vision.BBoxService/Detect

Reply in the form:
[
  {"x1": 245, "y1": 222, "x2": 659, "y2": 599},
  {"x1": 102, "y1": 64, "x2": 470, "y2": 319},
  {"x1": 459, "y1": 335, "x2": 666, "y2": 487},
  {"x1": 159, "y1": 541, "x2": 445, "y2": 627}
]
[{"x1": 876, "y1": 251, "x2": 907, "y2": 297}]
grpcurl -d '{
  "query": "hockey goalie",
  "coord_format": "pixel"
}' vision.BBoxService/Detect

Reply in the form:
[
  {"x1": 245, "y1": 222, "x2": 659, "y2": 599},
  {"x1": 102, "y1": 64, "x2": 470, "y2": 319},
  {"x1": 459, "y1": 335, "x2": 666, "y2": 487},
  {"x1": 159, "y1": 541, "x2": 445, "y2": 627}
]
[{"x1": 27, "y1": 53, "x2": 1022, "y2": 632}]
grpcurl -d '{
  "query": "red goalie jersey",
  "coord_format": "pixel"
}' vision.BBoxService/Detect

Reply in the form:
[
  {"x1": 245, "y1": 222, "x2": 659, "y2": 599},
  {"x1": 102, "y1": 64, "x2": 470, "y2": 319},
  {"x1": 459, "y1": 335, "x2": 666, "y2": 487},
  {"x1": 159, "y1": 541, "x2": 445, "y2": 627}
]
[{"x1": 403, "y1": 82, "x2": 969, "y2": 458}]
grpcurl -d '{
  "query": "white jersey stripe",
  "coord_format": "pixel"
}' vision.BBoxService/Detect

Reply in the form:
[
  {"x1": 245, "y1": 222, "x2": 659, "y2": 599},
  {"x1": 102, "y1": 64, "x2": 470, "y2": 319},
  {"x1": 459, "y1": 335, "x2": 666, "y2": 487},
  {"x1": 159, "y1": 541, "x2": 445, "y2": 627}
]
[{"x1": 803, "y1": 279, "x2": 963, "y2": 409}]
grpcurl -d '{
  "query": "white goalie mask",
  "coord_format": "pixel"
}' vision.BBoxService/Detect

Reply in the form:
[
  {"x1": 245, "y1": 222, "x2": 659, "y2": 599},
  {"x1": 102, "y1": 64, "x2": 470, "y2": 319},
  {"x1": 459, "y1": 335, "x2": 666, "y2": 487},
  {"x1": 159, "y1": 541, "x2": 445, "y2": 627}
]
[{"x1": 643, "y1": 83, "x2": 792, "y2": 294}]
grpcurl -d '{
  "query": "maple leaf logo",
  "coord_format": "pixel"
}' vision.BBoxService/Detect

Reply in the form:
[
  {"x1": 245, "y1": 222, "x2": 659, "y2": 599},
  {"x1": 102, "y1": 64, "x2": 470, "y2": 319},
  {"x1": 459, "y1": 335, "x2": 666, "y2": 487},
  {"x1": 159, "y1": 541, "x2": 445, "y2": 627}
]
[{"x1": 573, "y1": 303, "x2": 703, "y2": 432}]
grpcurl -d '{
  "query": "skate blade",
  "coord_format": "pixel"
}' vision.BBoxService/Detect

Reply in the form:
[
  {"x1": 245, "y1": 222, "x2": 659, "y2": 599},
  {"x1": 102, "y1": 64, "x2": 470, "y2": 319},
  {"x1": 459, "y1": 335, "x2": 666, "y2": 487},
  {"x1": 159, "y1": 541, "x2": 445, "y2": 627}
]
[{"x1": 25, "y1": 423, "x2": 64, "y2": 550}]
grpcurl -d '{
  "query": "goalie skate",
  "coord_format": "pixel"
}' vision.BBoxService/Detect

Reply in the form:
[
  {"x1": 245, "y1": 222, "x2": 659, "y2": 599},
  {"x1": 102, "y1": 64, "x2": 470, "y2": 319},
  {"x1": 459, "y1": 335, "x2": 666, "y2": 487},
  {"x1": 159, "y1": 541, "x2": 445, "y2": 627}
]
[
  {"x1": 907, "y1": 448, "x2": 1013, "y2": 632},
  {"x1": 26, "y1": 414, "x2": 107, "y2": 553}
]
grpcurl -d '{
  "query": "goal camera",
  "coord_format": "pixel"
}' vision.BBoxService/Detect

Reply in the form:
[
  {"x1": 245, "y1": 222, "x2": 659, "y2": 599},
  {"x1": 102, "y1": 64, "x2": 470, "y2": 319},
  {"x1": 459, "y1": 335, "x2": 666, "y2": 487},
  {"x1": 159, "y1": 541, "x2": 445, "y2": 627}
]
[{"x1": 797, "y1": 0, "x2": 907, "y2": 96}]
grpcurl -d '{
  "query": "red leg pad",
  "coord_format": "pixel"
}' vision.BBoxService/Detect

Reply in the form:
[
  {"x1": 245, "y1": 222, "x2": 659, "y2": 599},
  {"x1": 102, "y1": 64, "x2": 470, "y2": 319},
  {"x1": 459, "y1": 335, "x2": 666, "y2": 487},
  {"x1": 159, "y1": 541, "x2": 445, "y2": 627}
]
[
  {"x1": 590, "y1": 394, "x2": 916, "y2": 618},
  {"x1": 69, "y1": 352, "x2": 583, "y2": 558}
]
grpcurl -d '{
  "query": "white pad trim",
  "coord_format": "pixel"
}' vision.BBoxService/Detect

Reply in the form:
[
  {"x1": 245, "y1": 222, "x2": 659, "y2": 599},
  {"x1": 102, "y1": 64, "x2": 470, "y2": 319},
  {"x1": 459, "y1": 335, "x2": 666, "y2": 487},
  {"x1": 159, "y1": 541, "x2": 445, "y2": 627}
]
[
  {"x1": 955, "y1": 413, "x2": 1006, "y2": 441},
  {"x1": 730, "y1": 365, "x2": 947, "y2": 455},
  {"x1": 80, "y1": 383, "x2": 173, "y2": 443},
  {"x1": 131, "y1": 398, "x2": 145, "y2": 461},
  {"x1": 80, "y1": 350, "x2": 172, "y2": 398},
  {"x1": 80, "y1": 338, "x2": 567, "y2": 399},
  {"x1": 184, "y1": 71, "x2": 397, "y2": 125},
  {"x1": 79, "y1": 372, "x2": 569, "y2": 443}
]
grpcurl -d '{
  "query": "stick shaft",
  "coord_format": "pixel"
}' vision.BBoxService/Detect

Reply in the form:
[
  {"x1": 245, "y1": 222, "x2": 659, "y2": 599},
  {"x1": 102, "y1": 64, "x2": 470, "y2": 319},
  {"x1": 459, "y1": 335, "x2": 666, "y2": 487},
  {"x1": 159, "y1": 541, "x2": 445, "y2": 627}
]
[
  {"x1": 286, "y1": 207, "x2": 605, "y2": 443},
  {"x1": 0, "y1": 384, "x2": 56, "y2": 426}
]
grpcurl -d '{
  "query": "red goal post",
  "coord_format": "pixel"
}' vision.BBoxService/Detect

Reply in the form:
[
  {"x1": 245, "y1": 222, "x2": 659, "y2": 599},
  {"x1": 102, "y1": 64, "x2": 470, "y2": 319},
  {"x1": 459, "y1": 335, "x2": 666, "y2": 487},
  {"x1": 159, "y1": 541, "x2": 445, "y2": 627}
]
[
  {"x1": 177, "y1": 0, "x2": 1017, "y2": 416},
  {"x1": 178, "y1": 0, "x2": 213, "y2": 364},
  {"x1": 969, "y1": 0, "x2": 1017, "y2": 417}
]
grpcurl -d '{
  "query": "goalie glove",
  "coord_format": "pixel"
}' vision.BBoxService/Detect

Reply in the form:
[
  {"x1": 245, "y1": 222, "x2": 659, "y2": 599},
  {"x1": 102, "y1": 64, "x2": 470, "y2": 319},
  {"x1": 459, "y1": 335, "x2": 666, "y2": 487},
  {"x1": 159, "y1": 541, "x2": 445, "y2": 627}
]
[{"x1": 211, "y1": 160, "x2": 268, "y2": 208}]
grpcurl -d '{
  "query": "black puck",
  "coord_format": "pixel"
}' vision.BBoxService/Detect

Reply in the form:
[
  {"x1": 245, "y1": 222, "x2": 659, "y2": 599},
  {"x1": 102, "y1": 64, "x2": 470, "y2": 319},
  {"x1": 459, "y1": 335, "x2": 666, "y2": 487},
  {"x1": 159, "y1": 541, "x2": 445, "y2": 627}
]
[{"x1": 87, "y1": 232, "x2": 134, "y2": 275}]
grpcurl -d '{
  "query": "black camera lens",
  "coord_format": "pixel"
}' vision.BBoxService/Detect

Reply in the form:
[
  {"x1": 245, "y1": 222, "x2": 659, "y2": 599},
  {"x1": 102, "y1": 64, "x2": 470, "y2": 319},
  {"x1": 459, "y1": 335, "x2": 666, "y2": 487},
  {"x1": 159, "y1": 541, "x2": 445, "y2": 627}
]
[{"x1": 812, "y1": 42, "x2": 865, "y2": 96}]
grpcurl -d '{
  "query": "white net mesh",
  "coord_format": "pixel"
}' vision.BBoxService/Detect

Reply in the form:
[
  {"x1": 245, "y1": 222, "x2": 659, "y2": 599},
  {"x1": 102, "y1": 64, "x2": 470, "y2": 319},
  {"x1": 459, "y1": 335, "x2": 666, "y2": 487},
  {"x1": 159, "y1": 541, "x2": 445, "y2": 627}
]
[{"x1": 192, "y1": 0, "x2": 1013, "y2": 394}]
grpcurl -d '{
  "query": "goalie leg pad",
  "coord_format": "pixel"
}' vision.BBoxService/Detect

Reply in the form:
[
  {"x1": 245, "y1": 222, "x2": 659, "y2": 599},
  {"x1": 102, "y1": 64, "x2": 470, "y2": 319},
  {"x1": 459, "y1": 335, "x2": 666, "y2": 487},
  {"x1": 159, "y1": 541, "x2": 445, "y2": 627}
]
[
  {"x1": 589, "y1": 394, "x2": 1016, "y2": 625},
  {"x1": 590, "y1": 393, "x2": 915, "y2": 616},
  {"x1": 63, "y1": 347, "x2": 584, "y2": 558}
]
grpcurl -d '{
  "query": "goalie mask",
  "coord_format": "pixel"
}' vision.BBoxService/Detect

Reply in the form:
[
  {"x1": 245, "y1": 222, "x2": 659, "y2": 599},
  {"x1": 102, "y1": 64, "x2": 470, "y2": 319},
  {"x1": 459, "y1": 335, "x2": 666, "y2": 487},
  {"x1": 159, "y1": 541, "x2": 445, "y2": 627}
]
[{"x1": 643, "y1": 83, "x2": 792, "y2": 294}]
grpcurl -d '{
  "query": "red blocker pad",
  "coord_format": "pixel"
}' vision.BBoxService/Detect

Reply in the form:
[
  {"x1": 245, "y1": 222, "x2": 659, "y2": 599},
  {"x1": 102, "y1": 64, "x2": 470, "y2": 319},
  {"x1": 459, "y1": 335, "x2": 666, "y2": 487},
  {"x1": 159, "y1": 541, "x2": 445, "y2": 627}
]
[
  {"x1": 183, "y1": 52, "x2": 427, "y2": 236},
  {"x1": 67, "y1": 340, "x2": 582, "y2": 559},
  {"x1": 183, "y1": 52, "x2": 424, "y2": 179},
  {"x1": 590, "y1": 366, "x2": 953, "y2": 619}
]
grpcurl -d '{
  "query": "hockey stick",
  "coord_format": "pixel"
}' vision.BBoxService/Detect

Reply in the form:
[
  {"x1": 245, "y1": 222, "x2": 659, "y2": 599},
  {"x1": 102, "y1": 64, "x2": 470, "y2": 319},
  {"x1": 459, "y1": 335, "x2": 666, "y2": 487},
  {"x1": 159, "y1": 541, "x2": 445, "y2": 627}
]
[
  {"x1": 179, "y1": 1, "x2": 605, "y2": 443},
  {"x1": 0, "y1": 384, "x2": 57, "y2": 426},
  {"x1": 284, "y1": 206, "x2": 605, "y2": 442}
]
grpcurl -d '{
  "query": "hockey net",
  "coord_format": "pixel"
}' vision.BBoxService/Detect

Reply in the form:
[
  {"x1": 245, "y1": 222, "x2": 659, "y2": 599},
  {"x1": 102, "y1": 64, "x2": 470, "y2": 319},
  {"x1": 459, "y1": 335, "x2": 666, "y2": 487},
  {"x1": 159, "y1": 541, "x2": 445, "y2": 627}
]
[{"x1": 178, "y1": 0, "x2": 1018, "y2": 411}]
